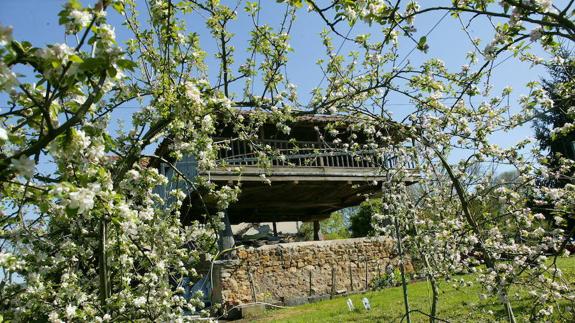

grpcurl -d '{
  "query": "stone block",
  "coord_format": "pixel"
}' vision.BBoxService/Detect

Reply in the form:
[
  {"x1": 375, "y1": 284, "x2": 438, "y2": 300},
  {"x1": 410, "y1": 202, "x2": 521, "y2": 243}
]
[
  {"x1": 241, "y1": 304, "x2": 266, "y2": 319},
  {"x1": 308, "y1": 294, "x2": 331, "y2": 303},
  {"x1": 284, "y1": 296, "x2": 309, "y2": 306}
]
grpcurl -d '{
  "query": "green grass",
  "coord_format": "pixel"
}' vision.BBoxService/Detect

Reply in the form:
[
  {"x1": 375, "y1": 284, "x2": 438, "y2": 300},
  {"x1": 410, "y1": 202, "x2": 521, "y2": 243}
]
[{"x1": 240, "y1": 257, "x2": 575, "y2": 322}]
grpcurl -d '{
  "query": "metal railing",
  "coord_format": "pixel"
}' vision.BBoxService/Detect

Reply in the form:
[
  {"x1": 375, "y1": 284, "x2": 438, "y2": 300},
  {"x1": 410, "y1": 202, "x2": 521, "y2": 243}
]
[{"x1": 215, "y1": 139, "x2": 416, "y2": 170}]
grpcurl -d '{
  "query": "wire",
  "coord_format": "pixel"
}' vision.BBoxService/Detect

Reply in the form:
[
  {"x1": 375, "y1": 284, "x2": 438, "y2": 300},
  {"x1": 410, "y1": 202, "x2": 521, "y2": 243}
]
[
  {"x1": 305, "y1": 9, "x2": 449, "y2": 109},
  {"x1": 307, "y1": 23, "x2": 355, "y2": 107},
  {"x1": 397, "y1": 11, "x2": 450, "y2": 68},
  {"x1": 315, "y1": 25, "x2": 355, "y2": 89}
]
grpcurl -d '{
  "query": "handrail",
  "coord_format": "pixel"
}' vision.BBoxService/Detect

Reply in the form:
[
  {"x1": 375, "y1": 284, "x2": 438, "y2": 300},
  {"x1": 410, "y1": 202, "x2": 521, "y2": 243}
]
[{"x1": 215, "y1": 139, "x2": 415, "y2": 169}]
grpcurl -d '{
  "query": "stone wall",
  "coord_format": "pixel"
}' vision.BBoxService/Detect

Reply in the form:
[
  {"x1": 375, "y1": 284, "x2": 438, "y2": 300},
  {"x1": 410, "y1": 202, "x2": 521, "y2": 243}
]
[{"x1": 211, "y1": 237, "x2": 411, "y2": 307}]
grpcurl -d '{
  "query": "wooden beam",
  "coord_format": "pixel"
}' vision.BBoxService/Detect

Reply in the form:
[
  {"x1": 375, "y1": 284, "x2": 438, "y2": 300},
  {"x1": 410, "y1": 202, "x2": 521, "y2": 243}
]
[{"x1": 200, "y1": 166, "x2": 420, "y2": 183}]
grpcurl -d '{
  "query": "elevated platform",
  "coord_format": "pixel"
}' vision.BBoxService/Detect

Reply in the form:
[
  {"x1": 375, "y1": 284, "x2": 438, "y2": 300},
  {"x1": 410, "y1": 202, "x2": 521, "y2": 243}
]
[
  {"x1": 189, "y1": 179, "x2": 379, "y2": 223},
  {"x1": 162, "y1": 138, "x2": 418, "y2": 225},
  {"x1": 182, "y1": 165, "x2": 417, "y2": 224}
]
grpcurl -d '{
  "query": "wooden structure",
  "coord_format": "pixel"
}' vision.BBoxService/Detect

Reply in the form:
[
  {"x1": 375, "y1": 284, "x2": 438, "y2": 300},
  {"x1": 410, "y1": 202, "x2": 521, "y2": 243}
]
[{"x1": 157, "y1": 112, "x2": 417, "y2": 242}]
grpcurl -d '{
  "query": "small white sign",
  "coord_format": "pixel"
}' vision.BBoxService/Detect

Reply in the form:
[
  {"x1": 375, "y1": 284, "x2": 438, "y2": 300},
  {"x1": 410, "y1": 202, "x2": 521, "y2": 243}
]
[
  {"x1": 362, "y1": 297, "x2": 371, "y2": 310},
  {"x1": 346, "y1": 298, "x2": 355, "y2": 311}
]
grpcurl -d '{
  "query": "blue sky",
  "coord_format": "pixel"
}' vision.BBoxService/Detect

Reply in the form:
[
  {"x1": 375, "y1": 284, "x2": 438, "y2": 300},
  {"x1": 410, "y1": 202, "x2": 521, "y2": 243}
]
[{"x1": 0, "y1": 0, "x2": 553, "y2": 166}]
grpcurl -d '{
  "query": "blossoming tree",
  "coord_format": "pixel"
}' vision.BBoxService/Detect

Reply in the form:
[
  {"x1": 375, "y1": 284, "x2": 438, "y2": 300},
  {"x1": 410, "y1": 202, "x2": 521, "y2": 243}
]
[
  {"x1": 300, "y1": 0, "x2": 574, "y2": 322},
  {"x1": 0, "y1": 0, "x2": 574, "y2": 322}
]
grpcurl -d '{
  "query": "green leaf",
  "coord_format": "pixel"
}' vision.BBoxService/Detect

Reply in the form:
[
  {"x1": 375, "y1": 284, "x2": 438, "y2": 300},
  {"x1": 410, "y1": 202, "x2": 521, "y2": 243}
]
[
  {"x1": 65, "y1": 206, "x2": 79, "y2": 217},
  {"x1": 107, "y1": 66, "x2": 117, "y2": 77},
  {"x1": 418, "y1": 36, "x2": 426, "y2": 46},
  {"x1": 68, "y1": 0, "x2": 82, "y2": 10},
  {"x1": 69, "y1": 54, "x2": 84, "y2": 63},
  {"x1": 10, "y1": 40, "x2": 26, "y2": 56},
  {"x1": 417, "y1": 36, "x2": 429, "y2": 53},
  {"x1": 79, "y1": 57, "x2": 107, "y2": 72},
  {"x1": 116, "y1": 59, "x2": 137, "y2": 71},
  {"x1": 112, "y1": 2, "x2": 125, "y2": 14}
]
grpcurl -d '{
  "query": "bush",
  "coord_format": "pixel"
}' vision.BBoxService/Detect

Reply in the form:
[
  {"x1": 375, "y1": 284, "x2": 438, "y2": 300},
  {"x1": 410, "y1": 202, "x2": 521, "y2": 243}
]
[
  {"x1": 371, "y1": 267, "x2": 403, "y2": 290},
  {"x1": 298, "y1": 211, "x2": 351, "y2": 240},
  {"x1": 350, "y1": 199, "x2": 382, "y2": 237}
]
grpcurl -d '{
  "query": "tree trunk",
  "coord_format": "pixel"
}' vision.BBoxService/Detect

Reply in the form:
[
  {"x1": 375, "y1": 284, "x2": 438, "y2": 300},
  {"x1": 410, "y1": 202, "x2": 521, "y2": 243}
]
[
  {"x1": 432, "y1": 147, "x2": 516, "y2": 323},
  {"x1": 218, "y1": 211, "x2": 235, "y2": 259},
  {"x1": 395, "y1": 216, "x2": 411, "y2": 323},
  {"x1": 429, "y1": 275, "x2": 439, "y2": 323},
  {"x1": 98, "y1": 219, "x2": 109, "y2": 308}
]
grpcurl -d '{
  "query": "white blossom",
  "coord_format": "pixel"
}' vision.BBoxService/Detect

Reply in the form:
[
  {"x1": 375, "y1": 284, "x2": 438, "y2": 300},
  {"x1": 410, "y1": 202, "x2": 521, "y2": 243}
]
[
  {"x1": 68, "y1": 187, "x2": 96, "y2": 214},
  {"x1": 75, "y1": 129, "x2": 91, "y2": 150},
  {"x1": 534, "y1": 0, "x2": 553, "y2": 12},
  {"x1": 11, "y1": 155, "x2": 36, "y2": 179},
  {"x1": 184, "y1": 81, "x2": 202, "y2": 105},
  {"x1": 69, "y1": 9, "x2": 92, "y2": 30},
  {"x1": 534, "y1": 213, "x2": 545, "y2": 220},
  {"x1": 38, "y1": 43, "x2": 75, "y2": 63},
  {"x1": 0, "y1": 126, "x2": 8, "y2": 141},
  {"x1": 99, "y1": 24, "x2": 116, "y2": 42},
  {"x1": 48, "y1": 311, "x2": 61, "y2": 323},
  {"x1": 134, "y1": 296, "x2": 146, "y2": 307},
  {"x1": 65, "y1": 304, "x2": 77, "y2": 319},
  {"x1": 530, "y1": 28, "x2": 543, "y2": 41},
  {"x1": 0, "y1": 61, "x2": 17, "y2": 91},
  {"x1": 0, "y1": 24, "x2": 12, "y2": 46},
  {"x1": 201, "y1": 115, "x2": 213, "y2": 129}
]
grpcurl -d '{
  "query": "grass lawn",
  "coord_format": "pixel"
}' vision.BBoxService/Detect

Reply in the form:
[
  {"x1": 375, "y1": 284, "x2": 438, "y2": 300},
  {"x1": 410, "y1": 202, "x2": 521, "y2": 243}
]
[{"x1": 239, "y1": 257, "x2": 575, "y2": 322}]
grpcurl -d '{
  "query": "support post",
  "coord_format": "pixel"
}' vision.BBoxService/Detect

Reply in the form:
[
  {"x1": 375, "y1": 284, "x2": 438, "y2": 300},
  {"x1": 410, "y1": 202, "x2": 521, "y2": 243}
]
[
  {"x1": 218, "y1": 210, "x2": 235, "y2": 259},
  {"x1": 248, "y1": 270, "x2": 257, "y2": 302},
  {"x1": 330, "y1": 267, "x2": 336, "y2": 299},
  {"x1": 365, "y1": 258, "x2": 369, "y2": 290},
  {"x1": 349, "y1": 262, "x2": 353, "y2": 292},
  {"x1": 272, "y1": 222, "x2": 278, "y2": 237},
  {"x1": 313, "y1": 220, "x2": 320, "y2": 241},
  {"x1": 308, "y1": 270, "x2": 313, "y2": 296}
]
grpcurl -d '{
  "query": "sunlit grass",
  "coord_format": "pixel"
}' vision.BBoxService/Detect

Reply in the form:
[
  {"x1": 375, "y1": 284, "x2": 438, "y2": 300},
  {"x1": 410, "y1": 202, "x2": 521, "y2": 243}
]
[{"x1": 240, "y1": 257, "x2": 575, "y2": 322}]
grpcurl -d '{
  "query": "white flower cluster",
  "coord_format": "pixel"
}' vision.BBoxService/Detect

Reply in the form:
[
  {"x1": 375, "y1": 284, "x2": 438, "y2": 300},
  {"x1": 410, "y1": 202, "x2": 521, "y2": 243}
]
[
  {"x1": 68, "y1": 184, "x2": 99, "y2": 214},
  {"x1": 0, "y1": 252, "x2": 25, "y2": 271},
  {"x1": 532, "y1": 0, "x2": 553, "y2": 12},
  {"x1": 0, "y1": 60, "x2": 17, "y2": 91},
  {"x1": 0, "y1": 24, "x2": 13, "y2": 46},
  {"x1": 38, "y1": 43, "x2": 75, "y2": 62},
  {"x1": 66, "y1": 9, "x2": 92, "y2": 33},
  {"x1": 0, "y1": 125, "x2": 9, "y2": 141},
  {"x1": 184, "y1": 81, "x2": 202, "y2": 105},
  {"x1": 11, "y1": 155, "x2": 36, "y2": 179}
]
